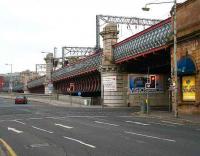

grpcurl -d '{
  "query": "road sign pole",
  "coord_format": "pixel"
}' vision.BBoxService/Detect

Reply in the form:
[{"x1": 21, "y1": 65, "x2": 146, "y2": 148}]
[
  {"x1": 147, "y1": 67, "x2": 149, "y2": 114},
  {"x1": 147, "y1": 89, "x2": 149, "y2": 114},
  {"x1": 70, "y1": 92, "x2": 72, "y2": 106}
]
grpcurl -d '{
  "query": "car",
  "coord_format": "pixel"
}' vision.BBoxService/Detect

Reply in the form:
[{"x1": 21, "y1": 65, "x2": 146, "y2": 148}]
[{"x1": 15, "y1": 96, "x2": 28, "y2": 104}]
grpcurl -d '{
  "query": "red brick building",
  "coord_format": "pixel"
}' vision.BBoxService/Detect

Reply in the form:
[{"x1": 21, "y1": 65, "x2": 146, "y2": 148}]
[
  {"x1": 0, "y1": 76, "x2": 4, "y2": 91},
  {"x1": 171, "y1": 0, "x2": 200, "y2": 114}
]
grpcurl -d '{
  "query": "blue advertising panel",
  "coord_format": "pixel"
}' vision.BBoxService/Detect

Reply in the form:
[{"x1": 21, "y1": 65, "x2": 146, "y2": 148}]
[{"x1": 129, "y1": 74, "x2": 164, "y2": 93}]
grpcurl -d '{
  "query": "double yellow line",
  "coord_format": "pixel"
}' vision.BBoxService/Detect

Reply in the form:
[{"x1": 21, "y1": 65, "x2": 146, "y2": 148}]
[{"x1": 0, "y1": 138, "x2": 17, "y2": 156}]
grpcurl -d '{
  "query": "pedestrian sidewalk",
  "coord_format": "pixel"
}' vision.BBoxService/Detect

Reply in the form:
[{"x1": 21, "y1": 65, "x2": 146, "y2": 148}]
[{"x1": 132, "y1": 111, "x2": 200, "y2": 125}]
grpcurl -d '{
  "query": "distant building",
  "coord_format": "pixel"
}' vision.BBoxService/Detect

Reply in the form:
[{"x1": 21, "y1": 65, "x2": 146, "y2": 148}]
[
  {"x1": 20, "y1": 70, "x2": 39, "y2": 85},
  {"x1": 0, "y1": 76, "x2": 4, "y2": 91},
  {"x1": 0, "y1": 70, "x2": 38, "y2": 92}
]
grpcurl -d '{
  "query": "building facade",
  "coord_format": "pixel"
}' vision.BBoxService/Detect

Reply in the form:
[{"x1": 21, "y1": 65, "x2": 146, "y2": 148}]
[
  {"x1": 0, "y1": 76, "x2": 4, "y2": 91},
  {"x1": 171, "y1": 0, "x2": 200, "y2": 114}
]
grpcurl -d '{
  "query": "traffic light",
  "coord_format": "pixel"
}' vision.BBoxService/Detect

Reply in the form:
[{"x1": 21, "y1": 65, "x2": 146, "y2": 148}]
[{"x1": 150, "y1": 75, "x2": 156, "y2": 88}]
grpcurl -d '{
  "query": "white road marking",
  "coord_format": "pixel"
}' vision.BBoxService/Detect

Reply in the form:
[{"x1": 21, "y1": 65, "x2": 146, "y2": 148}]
[
  {"x1": 196, "y1": 129, "x2": 200, "y2": 131},
  {"x1": 149, "y1": 122, "x2": 176, "y2": 127},
  {"x1": 55, "y1": 123, "x2": 73, "y2": 129},
  {"x1": 8, "y1": 127, "x2": 23, "y2": 134},
  {"x1": 94, "y1": 121, "x2": 119, "y2": 126},
  {"x1": 29, "y1": 117, "x2": 43, "y2": 120},
  {"x1": 126, "y1": 121, "x2": 150, "y2": 126},
  {"x1": 161, "y1": 120, "x2": 184, "y2": 126},
  {"x1": 30, "y1": 143, "x2": 49, "y2": 148},
  {"x1": 45, "y1": 116, "x2": 66, "y2": 119},
  {"x1": 125, "y1": 131, "x2": 176, "y2": 142},
  {"x1": 32, "y1": 126, "x2": 54, "y2": 133},
  {"x1": 67, "y1": 116, "x2": 107, "y2": 118},
  {"x1": 63, "y1": 136, "x2": 96, "y2": 148},
  {"x1": 12, "y1": 120, "x2": 26, "y2": 125},
  {"x1": 118, "y1": 116, "x2": 133, "y2": 117}
]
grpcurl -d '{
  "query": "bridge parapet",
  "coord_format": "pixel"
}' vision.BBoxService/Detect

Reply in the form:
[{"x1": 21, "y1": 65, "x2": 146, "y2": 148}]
[
  {"x1": 113, "y1": 18, "x2": 172, "y2": 63},
  {"x1": 52, "y1": 52, "x2": 102, "y2": 81},
  {"x1": 27, "y1": 76, "x2": 45, "y2": 88},
  {"x1": 13, "y1": 84, "x2": 24, "y2": 92},
  {"x1": 2, "y1": 84, "x2": 24, "y2": 92}
]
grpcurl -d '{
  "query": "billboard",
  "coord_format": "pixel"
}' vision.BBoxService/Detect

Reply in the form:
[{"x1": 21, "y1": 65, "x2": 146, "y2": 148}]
[
  {"x1": 103, "y1": 76, "x2": 117, "y2": 91},
  {"x1": 182, "y1": 76, "x2": 195, "y2": 101}
]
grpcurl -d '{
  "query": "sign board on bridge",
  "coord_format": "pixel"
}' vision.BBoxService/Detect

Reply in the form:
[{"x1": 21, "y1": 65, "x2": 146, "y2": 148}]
[
  {"x1": 103, "y1": 76, "x2": 117, "y2": 91},
  {"x1": 48, "y1": 83, "x2": 53, "y2": 94}
]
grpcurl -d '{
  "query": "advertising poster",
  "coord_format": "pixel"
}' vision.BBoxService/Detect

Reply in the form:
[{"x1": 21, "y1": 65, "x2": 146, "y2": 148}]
[
  {"x1": 182, "y1": 76, "x2": 195, "y2": 101},
  {"x1": 129, "y1": 74, "x2": 164, "y2": 94},
  {"x1": 103, "y1": 76, "x2": 117, "y2": 91}
]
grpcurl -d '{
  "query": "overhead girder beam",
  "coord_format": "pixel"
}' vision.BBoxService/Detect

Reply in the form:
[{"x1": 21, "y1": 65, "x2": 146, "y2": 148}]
[{"x1": 96, "y1": 14, "x2": 161, "y2": 49}]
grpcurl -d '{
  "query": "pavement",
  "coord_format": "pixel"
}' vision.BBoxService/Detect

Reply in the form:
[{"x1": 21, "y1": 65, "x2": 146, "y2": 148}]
[{"x1": 132, "y1": 111, "x2": 200, "y2": 125}]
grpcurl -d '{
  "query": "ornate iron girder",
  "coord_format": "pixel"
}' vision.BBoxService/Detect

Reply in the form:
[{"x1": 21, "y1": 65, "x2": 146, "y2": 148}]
[
  {"x1": 27, "y1": 76, "x2": 45, "y2": 88},
  {"x1": 113, "y1": 18, "x2": 172, "y2": 63},
  {"x1": 62, "y1": 47, "x2": 99, "y2": 66},
  {"x1": 53, "y1": 53, "x2": 102, "y2": 81},
  {"x1": 13, "y1": 84, "x2": 24, "y2": 92}
]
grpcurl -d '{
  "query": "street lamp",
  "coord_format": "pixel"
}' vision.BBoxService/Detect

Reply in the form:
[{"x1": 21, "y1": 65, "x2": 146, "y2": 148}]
[
  {"x1": 5, "y1": 63, "x2": 13, "y2": 93},
  {"x1": 41, "y1": 47, "x2": 57, "y2": 58},
  {"x1": 142, "y1": 1, "x2": 175, "y2": 11},
  {"x1": 142, "y1": 0, "x2": 178, "y2": 118}
]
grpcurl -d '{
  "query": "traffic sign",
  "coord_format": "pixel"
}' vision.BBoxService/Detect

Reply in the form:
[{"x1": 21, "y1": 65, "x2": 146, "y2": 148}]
[
  {"x1": 145, "y1": 83, "x2": 150, "y2": 89},
  {"x1": 48, "y1": 83, "x2": 53, "y2": 93}
]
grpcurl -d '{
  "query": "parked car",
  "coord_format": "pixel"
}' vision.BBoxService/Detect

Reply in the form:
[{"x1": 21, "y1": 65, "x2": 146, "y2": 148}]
[{"x1": 15, "y1": 96, "x2": 28, "y2": 104}]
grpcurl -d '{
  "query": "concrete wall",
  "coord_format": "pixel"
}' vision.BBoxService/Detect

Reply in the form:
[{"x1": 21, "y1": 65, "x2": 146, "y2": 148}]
[
  {"x1": 128, "y1": 92, "x2": 169, "y2": 107},
  {"x1": 58, "y1": 95, "x2": 92, "y2": 106}
]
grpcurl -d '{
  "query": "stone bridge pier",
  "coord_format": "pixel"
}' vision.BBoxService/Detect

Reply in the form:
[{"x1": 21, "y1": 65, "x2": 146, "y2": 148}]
[
  {"x1": 100, "y1": 24, "x2": 128, "y2": 107},
  {"x1": 44, "y1": 53, "x2": 54, "y2": 94}
]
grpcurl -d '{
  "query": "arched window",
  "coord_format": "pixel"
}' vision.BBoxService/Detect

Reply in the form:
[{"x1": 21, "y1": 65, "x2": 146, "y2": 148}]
[{"x1": 177, "y1": 56, "x2": 196, "y2": 76}]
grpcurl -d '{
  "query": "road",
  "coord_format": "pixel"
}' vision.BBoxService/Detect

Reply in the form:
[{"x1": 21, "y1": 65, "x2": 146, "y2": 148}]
[{"x1": 0, "y1": 97, "x2": 200, "y2": 156}]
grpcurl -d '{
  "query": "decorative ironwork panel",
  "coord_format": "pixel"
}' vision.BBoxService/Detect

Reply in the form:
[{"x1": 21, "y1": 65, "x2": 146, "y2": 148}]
[
  {"x1": 13, "y1": 84, "x2": 24, "y2": 91},
  {"x1": 52, "y1": 53, "x2": 102, "y2": 81},
  {"x1": 27, "y1": 76, "x2": 45, "y2": 88},
  {"x1": 113, "y1": 18, "x2": 172, "y2": 62}
]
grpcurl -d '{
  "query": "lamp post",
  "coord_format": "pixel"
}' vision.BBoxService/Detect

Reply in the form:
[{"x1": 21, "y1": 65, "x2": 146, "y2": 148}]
[
  {"x1": 142, "y1": 0, "x2": 178, "y2": 118},
  {"x1": 5, "y1": 63, "x2": 13, "y2": 93}
]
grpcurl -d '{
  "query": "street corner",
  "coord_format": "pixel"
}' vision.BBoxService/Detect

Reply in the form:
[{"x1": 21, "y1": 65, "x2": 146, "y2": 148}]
[
  {"x1": 131, "y1": 111, "x2": 200, "y2": 126},
  {"x1": 131, "y1": 111, "x2": 159, "y2": 118},
  {"x1": 0, "y1": 138, "x2": 17, "y2": 156},
  {"x1": 131, "y1": 111, "x2": 152, "y2": 119}
]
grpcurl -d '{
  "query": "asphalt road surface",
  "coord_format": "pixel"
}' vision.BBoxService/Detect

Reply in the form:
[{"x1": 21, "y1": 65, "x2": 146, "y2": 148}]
[{"x1": 0, "y1": 97, "x2": 200, "y2": 156}]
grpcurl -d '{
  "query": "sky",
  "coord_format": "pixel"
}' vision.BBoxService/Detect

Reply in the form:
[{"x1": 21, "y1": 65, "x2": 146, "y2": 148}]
[{"x1": 0, "y1": 0, "x2": 186, "y2": 74}]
